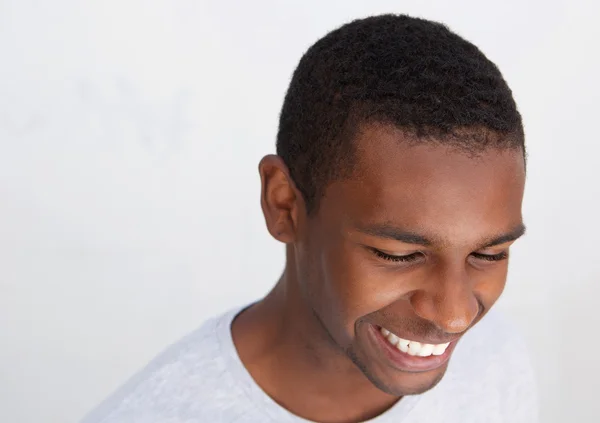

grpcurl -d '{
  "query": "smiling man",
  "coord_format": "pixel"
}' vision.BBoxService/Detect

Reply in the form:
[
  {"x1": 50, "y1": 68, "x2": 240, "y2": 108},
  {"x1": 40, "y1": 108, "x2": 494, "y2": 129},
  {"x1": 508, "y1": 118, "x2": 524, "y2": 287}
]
[{"x1": 82, "y1": 14, "x2": 537, "y2": 423}]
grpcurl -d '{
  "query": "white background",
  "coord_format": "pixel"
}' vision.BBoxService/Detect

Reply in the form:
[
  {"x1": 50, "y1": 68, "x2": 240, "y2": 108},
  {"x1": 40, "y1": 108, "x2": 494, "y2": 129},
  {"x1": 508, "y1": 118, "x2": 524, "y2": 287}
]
[{"x1": 1, "y1": 1, "x2": 599, "y2": 422}]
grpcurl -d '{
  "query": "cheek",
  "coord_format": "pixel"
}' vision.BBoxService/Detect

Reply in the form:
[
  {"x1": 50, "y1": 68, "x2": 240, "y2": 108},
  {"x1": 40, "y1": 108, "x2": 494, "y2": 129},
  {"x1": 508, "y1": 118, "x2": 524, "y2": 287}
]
[
  {"x1": 314, "y1": 243, "x2": 402, "y2": 338},
  {"x1": 473, "y1": 265, "x2": 509, "y2": 309}
]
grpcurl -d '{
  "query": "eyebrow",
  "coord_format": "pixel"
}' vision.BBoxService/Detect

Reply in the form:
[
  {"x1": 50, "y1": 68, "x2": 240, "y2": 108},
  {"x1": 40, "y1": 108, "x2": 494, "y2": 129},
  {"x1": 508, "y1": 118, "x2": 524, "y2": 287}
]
[
  {"x1": 357, "y1": 223, "x2": 527, "y2": 248},
  {"x1": 357, "y1": 224, "x2": 434, "y2": 246},
  {"x1": 481, "y1": 224, "x2": 527, "y2": 248}
]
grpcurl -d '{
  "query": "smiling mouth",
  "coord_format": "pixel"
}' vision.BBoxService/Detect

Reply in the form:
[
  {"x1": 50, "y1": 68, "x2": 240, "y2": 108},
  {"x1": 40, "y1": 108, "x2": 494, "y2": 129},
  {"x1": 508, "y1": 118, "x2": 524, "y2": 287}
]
[
  {"x1": 379, "y1": 327, "x2": 450, "y2": 357},
  {"x1": 370, "y1": 324, "x2": 458, "y2": 372}
]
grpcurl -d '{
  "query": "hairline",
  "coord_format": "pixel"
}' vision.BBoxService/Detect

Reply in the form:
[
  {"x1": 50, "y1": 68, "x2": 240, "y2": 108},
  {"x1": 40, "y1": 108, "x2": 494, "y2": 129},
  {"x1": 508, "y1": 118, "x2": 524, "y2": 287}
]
[{"x1": 303, "y1": 119, "x2": 526, "y2": 217}]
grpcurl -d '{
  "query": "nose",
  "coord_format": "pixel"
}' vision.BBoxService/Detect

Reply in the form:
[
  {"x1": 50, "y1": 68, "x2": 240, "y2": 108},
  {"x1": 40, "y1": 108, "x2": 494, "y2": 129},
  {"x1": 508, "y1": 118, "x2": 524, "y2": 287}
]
[{"x1": 409, "y1": 264, "x2": 480, "y2": 334}]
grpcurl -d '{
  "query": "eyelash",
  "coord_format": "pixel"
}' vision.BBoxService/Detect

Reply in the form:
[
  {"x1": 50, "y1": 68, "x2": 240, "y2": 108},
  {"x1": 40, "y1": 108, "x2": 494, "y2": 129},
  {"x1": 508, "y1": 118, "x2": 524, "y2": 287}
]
[
  {"x1": 471, "y1": 251, "x2": 508, "y2": 262},
  {"x1": 371, "y1": 249, "x2": 509, "y2": 263},
  {"x1": 370, "y1": 249, "x2": 422, "y2": 263}
]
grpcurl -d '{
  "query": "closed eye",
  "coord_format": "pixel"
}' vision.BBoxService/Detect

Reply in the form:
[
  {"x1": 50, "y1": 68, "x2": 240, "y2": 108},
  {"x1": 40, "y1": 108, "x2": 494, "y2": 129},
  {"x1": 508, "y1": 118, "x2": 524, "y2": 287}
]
[
  {"x1": 471, "y1": 251, "x2": 508, "y2": 262},
  {"x1": 370, "y1": 248, "x2": 422, "y2": 263}
]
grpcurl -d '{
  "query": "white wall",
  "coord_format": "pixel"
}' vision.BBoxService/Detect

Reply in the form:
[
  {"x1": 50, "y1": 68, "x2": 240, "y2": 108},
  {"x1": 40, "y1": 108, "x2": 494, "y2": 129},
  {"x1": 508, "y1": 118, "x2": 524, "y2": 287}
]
[{"x1": 1, "y1": 1, "x2": 599, "y2": 422}]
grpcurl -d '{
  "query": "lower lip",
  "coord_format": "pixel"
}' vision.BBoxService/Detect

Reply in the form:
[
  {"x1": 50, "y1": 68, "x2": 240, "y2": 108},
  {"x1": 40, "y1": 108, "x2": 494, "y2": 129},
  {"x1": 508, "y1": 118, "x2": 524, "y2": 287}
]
[{"x1": 368, "y1": 325, "x2": 457, "y2": 373}]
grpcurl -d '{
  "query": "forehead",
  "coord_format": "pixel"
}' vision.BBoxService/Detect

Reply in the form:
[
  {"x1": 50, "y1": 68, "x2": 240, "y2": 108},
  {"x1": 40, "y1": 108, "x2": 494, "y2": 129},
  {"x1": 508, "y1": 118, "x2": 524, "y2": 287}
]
[{"x1": 321, "y1": 124, "x2": 525, "y2": 245}]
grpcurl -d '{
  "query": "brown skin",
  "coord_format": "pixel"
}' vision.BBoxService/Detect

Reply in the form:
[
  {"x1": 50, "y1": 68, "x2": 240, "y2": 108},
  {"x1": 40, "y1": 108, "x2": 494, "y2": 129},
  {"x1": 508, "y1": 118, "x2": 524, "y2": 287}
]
[{"x1": 232, "y1": 123, "x2": 526, "y2": 423}]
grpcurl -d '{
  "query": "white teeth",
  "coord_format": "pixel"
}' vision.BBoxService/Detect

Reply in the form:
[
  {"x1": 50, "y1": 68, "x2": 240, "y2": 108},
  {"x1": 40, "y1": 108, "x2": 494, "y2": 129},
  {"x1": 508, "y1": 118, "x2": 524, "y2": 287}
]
[
  {"x1": 432, "y1": 343, "x2": 450, "y2": 356},
  {"x1": 398, "y1": 338, "x2": 410, "y2": 353},
  {"x1": 418, "y1": 344, "x2": 434, "y2": 357},
  {"x1": 407, "y1": 341, "x2": 422, "y2": 356},
  {"x1": 379, "y1": 327, "x2": 451, "y2": 357}
]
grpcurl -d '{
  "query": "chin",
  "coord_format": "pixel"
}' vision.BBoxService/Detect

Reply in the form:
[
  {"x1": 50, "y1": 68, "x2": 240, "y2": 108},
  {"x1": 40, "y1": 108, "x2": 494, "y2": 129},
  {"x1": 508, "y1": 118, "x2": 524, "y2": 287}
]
[
  {"x1": 350, "y1": 350, "x2": 449, "y2": 396},
  {"x1": 376, "y1": 367, "x2": 448, "y2": 396}
]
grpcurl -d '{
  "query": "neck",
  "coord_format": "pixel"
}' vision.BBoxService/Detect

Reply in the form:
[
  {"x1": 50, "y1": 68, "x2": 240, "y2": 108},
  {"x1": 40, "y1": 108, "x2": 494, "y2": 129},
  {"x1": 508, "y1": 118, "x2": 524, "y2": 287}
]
[{"x1": 231, "y1": 249, "x2": 399, "y2": 423}]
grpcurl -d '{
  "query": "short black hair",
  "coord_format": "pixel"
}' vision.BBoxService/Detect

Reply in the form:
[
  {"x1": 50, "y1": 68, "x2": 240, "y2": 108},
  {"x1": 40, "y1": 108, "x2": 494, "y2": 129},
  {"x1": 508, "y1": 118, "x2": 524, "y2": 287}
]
[{"x1": 275, "y1": 14, "x2": 525, "y2": 214}]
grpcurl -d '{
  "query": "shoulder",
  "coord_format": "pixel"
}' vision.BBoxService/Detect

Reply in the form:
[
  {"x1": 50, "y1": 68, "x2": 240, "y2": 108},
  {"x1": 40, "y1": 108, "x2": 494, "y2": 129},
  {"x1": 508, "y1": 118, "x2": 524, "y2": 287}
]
[{"x1": 79, "y1": 307, "x2": 257, "y2": 423}]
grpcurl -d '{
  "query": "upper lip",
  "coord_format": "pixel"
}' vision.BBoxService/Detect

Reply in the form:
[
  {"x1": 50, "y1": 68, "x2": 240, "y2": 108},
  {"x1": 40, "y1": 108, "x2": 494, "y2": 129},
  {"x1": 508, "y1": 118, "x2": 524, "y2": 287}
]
[{"x1": 375, "y1": 324, "x2": 461, "y2": 345}]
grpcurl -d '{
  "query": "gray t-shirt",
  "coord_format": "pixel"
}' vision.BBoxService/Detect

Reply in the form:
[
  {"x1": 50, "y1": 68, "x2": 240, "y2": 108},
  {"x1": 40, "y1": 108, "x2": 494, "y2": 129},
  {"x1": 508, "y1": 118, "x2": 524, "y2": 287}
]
[{"x1": 80, "y1": 306, "x2": 538, "y2": 423}]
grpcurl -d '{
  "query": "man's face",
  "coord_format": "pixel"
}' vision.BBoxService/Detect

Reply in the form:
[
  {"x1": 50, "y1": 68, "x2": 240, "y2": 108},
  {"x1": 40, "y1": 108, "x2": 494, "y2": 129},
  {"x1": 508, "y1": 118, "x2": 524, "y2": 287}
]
[{"x1": 295, "y1": 123, "x2": 526, "y2": 396}]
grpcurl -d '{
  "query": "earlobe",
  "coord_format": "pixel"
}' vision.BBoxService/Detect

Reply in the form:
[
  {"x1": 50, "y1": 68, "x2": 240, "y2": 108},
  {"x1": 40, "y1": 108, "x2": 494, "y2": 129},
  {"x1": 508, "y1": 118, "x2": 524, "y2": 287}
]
[{"x1": 258, "y1": 155, "x2": 299, "y2": 243}]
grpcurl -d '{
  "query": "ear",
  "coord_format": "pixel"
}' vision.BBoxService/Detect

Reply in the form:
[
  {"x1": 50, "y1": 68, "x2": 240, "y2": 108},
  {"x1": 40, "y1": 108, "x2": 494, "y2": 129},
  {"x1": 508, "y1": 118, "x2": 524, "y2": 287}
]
[{"x1": 258, "y1": 155, "x2": 302, "y2": 243}]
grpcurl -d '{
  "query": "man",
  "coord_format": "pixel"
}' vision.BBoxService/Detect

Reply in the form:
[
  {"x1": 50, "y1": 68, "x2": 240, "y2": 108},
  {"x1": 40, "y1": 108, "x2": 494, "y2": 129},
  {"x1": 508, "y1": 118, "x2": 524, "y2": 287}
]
[{"x1": 82, "y1": 14, "x2": 537, "y2": 423}]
